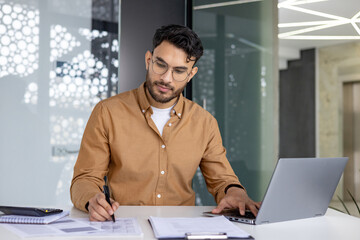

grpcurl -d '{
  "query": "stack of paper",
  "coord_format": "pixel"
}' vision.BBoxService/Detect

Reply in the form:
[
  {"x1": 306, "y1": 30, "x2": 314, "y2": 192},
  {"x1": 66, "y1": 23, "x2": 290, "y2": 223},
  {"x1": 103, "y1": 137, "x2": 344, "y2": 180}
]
[
  {"x1": 1, "y1": 217, "x2": 143, "y2": 238},
  {"x1": 149, "y1": 216, "x2": 252, "y2": 239}
]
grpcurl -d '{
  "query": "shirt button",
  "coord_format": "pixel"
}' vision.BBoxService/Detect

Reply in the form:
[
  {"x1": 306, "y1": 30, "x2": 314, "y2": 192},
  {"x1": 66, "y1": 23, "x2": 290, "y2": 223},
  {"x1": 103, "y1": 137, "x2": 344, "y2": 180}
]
[
  {"x1": 157, "y1": 194, "x2": 161, "y2": 198},
  {"x1": 168, "y1": 123, "x2": 172, "y2": 127},
  {"x1": 177, "y1": 113, "x2": 181, "y2": 117},
  {"x1": 172, "y1": 110, "x2": 175, "y2": 113},
  {"x1": 161, "y1": 171, "x2": 165, "y2": 175},
  {"x1": 142, "y1": 109, "x2": 145, "y2": 113},
  {"x1": 161, "y1": 144, "x2": 165, "y2": 149}
]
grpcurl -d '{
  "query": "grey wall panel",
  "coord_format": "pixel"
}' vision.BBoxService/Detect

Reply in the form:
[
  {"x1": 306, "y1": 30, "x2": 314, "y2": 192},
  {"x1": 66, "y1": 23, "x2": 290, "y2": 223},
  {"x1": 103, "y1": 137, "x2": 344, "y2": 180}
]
[
  {"x1": 119, "y1": 0, "x2": 185, "y2": 93},
  {"x1": 279, "y1": 49, "x2": 315, "y2": 158}
]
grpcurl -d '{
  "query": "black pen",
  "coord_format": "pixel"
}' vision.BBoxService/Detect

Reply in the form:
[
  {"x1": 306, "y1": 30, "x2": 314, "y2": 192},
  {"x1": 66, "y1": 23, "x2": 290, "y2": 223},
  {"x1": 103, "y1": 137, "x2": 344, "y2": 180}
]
[{"x1": 103, "y1": 176, "x2": 115, "y2": 222}]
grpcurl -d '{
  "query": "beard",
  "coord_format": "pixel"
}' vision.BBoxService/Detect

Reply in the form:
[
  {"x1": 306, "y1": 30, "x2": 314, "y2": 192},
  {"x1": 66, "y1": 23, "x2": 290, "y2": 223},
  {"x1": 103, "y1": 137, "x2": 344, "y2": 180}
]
[{"x1": 145, "y1": 70, "x2": 187, "y2": 104}]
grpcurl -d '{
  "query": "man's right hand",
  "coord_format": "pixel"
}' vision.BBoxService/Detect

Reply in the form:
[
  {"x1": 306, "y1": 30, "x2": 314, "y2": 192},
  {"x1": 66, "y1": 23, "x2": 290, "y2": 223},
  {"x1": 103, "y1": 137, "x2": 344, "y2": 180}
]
[{"x1": 88, "y1": 192, "x2": 120, "y2": 221}]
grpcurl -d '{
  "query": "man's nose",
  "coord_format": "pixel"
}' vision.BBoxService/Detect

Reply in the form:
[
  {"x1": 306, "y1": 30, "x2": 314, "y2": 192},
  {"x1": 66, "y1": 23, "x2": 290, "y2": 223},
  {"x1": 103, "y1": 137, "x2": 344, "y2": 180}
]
[{"x1": 161, "y1": 68, "x2": 173, "y2": 83}]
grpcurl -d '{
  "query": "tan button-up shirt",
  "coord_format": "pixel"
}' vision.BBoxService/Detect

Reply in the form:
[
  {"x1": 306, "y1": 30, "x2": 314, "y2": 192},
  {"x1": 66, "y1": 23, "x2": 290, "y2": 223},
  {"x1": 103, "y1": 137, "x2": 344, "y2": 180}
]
[{"x1": 71, "y1": 82, "x2": 242, "y2": 212}]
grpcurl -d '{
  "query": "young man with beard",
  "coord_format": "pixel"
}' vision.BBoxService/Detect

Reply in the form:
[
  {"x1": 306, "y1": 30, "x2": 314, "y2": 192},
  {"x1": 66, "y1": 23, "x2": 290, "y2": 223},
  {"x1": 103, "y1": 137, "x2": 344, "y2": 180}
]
[{"x1": 70, "y1": 24, "x2": 260, "y2": 221}]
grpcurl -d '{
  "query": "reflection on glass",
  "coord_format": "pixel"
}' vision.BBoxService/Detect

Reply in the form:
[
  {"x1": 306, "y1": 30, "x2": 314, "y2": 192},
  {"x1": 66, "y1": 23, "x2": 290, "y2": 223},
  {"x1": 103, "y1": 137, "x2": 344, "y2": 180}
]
[{"x1": 192, "y1": 0, "x2": 276, "y2": 205}]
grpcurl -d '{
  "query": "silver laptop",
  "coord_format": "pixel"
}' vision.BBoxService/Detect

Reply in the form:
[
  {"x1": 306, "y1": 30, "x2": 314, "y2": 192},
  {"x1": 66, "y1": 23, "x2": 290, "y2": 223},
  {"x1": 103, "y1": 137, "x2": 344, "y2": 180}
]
[{"x1": 204, "y1": 157, "x2": 348, "y2": 224}]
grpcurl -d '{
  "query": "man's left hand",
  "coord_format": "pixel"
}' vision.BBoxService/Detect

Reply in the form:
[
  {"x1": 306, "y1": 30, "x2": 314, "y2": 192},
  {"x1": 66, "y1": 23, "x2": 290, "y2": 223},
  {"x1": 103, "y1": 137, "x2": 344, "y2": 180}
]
[{"x1": 212, "y1": 187, "x2": 261, "y2": 216}]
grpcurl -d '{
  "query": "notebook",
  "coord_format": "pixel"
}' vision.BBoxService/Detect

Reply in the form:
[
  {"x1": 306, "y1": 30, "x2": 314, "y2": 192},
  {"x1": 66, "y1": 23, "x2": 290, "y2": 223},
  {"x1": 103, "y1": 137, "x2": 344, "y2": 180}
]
[
  {"x1": 0, "y1": 210, "x2": 69, "y2": 224},
  {"x1": 204, "y1": 157, "x2": 348, "y2": 225}
]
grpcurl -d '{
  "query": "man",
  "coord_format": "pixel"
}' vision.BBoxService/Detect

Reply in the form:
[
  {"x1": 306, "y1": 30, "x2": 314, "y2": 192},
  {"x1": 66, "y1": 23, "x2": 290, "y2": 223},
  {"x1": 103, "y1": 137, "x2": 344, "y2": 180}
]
[{"x1": 71, "y1": 24, "x2": 260, "y2": 221}]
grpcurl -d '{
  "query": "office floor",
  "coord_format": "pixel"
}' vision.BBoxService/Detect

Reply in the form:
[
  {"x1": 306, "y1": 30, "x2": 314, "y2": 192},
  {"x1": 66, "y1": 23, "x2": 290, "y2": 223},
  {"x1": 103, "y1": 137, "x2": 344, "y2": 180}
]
[{"x1": 330, "y1": 201, "x2": 360, "y2": 218}]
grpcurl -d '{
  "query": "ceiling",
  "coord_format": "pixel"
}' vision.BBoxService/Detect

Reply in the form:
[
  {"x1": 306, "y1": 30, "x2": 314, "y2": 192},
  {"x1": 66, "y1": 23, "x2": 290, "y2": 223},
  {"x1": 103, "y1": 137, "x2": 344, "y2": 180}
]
[{"x1": 278, "y1": 0, "x2": 360, "y2": 68}]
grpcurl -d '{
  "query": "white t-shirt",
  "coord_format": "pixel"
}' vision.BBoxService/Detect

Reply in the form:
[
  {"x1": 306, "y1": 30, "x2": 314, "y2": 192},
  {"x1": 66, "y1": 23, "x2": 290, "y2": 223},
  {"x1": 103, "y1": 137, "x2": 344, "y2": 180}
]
[{"x1": 151, "y1": 105, "x2": 173, "y2": 136}]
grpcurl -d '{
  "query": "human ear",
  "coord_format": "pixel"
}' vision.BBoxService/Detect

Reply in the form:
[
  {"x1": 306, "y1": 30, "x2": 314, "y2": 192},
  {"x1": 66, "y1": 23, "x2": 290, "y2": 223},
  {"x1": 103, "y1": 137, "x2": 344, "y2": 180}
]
[
  {"x1": 187, "y1": 66, "x2": 198, "y2": 82},
  {"x1": 145, "y1": 51, "x2": 152, "y2": 70}
]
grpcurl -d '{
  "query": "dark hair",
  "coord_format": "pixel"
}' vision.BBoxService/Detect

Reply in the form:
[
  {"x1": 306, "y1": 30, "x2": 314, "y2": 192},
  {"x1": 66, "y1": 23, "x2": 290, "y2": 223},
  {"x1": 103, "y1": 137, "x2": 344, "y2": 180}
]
[{"x1": 153, "y1": 24, "x2": 203, "y2": 64}]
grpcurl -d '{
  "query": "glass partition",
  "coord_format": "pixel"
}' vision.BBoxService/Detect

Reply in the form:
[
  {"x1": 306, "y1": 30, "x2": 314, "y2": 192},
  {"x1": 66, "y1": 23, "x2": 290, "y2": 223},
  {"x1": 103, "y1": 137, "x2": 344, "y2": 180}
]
[
  {"x1": 192, "y1": 0, "x2": 278, "y2": 205},
  {"x1": 0, "y1": 0, "x2": 119, "y2": 206}
]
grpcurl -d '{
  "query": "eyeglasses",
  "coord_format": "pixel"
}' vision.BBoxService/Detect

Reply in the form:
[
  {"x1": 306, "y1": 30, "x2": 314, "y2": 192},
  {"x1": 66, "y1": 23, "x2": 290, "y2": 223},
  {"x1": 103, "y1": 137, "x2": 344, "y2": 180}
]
[{"x1": 151, "y1": 58, "x2": 192, "y2": 82}]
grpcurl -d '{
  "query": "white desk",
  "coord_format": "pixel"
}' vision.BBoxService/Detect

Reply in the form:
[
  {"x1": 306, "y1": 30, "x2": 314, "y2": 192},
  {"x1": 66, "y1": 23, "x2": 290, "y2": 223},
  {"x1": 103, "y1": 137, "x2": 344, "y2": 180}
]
[{"x1": 1, "y1": 206, "x2": 359, "y2": 239}]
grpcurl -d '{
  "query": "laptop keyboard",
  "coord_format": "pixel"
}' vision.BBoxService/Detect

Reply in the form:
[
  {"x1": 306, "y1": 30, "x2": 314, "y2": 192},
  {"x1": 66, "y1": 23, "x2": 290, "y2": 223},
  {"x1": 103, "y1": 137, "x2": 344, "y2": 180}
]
[
  {"x1": 243, "y1": 211, "x2": 256, "y2": 219},
  {"x1": 221, "y1": 209, "x2": 256, "y2": 219}
]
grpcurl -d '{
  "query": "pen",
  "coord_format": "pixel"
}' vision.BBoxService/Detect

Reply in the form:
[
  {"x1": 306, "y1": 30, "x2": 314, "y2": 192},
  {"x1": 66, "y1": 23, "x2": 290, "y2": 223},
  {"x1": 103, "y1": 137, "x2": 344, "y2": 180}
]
[{"x1": 103, "y1": 176, "x2": 115, "y2": 222}]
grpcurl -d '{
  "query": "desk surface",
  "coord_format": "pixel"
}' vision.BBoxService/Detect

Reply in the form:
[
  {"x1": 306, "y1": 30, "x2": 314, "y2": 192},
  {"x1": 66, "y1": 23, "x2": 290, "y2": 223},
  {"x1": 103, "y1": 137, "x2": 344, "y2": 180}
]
[{"x1": 1, "y1": 206, "x2": 360, "y2": 240}]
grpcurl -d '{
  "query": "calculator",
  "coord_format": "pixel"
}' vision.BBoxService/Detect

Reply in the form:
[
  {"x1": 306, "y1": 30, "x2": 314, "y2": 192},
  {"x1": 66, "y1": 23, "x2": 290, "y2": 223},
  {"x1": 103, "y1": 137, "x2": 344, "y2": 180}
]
[{"x1": 0, "y1": 206, "x2": 63, "y2": 217}]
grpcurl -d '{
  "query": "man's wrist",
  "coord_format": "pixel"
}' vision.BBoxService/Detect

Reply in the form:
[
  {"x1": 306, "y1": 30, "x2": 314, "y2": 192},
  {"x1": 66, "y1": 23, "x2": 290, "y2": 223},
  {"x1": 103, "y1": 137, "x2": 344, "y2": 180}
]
[{"x1": 224, "y1": 184, "x2": 245, "y2": 194}]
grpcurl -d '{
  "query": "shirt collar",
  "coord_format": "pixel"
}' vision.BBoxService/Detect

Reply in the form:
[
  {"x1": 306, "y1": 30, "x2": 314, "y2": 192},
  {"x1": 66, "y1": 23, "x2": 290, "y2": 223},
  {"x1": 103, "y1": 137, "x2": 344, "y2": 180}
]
[
  {"x1": 137, "y1": 82, "x2": 151, "y2": 114},
  {"x1": 172, "y1": 92, "x2": 184, "y2": 119},
  {"x1": 137, "y1": 82, "x2": 184, "y2": 119}
]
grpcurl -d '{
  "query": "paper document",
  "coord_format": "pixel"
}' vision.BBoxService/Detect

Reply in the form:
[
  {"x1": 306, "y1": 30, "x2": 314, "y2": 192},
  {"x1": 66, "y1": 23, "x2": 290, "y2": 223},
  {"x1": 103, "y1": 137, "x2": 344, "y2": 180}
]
[
  {"x1": 1, "y1": 217, "x2": 143, "y2": 238},
  {"x1": 149, "y1": 216, "x2": 251, "y2": 239}
]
